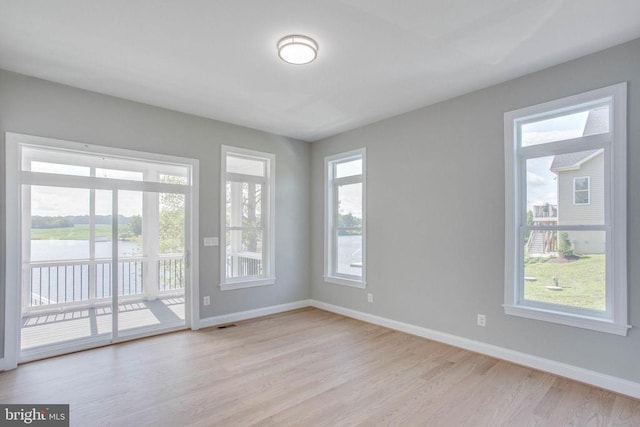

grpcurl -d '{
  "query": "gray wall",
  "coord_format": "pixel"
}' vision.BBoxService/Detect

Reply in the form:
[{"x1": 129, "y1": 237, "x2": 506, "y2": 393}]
[
  {"x1": 1, "y1": 38, "x2": 639, "y2": 383},
  {"x1": 311, "y1": 38, "x2": 640, "y2": 382},
  {"x1": 0, "y1": 69, "x2": 311, "y2": 358}
]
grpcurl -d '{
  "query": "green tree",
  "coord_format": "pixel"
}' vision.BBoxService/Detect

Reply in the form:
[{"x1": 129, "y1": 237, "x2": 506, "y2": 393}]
[
  {"x1": 31, "y1": 215, "x2": 74, "y2": 228},
  {"x1": 243, "y1": 183, "x2": 261, "y2": 253},
  {"x1": 559, "y1": 232, "x2": 574, "y2": 259},
  {"x1": 159, "y1": 176, "x2": 185, "y2": 254},
  {"x1": 338, "y1": 212, "x2": 362, "y2": 235},
  {"x1": 128, "y1": 215, "x2": 142, "y2": 236}
]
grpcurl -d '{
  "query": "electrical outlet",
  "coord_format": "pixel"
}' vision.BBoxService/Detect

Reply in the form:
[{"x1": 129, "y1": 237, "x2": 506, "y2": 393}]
[
  {"x1": 203, "y1": 296, "x2": 211, "y2": 306},
  {"x1": 367, "y1": 293, "x2": 373, "y2": 303},
  {"x1": 477, "y1": 314, "x2": 486, "y2": 327}
]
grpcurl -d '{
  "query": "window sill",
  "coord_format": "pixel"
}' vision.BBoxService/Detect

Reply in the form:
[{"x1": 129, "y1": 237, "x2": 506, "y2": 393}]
[
  {"x1": 324, "y1": 276, "x2": 366, "y2": 289},
  {"x1": 504, "y1": 304, "x2": 630, "y2": 336},
  {"x1": 219, "y1": 277, "x2": 276, "y2": 291}
]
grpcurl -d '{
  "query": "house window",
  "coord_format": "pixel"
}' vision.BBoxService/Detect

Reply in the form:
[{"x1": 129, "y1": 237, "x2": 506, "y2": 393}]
[
  {"x1": 573, "y1": 176, "x2": 590, "y2": 205},
  {"x1": 504, "y1": 83, "x2": 628, "y2": 335},
  {"x1": 220, "y1": 145, "x2": 275, "y2": 290},
  {"x1": 324, "y1": 148, "x2": 366, "y2": 287}
]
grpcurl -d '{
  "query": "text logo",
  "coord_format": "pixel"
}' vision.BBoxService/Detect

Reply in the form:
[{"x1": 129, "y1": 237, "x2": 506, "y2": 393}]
[{"x1": 1, "y1": 405, "x2": 69, "y2": 426}]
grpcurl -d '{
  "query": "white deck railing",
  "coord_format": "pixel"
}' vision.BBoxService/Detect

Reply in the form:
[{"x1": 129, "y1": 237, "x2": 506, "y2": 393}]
[
  {"x1": 226, "y1": 252, "x2": 262, "y2": 279},
  {"x1": 158, "y1": 254, "x2": 185, "y2": 291},
  {"x1": 24, "y1": 254, "x2": 184, "y2": 312}
]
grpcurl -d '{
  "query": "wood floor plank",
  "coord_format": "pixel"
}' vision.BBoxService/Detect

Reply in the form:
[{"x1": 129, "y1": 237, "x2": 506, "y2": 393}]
[{"x1": 0, "y1": 308, "x2": 637, "y2": 426}]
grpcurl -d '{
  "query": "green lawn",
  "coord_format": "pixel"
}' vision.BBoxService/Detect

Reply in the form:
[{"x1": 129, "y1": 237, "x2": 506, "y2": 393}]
[
  {"x1": 524, "y1": 254, "x2": 605, "y2": 311},
  {"x1": 31, "y1": 224, "x2": 113, "y2": 240}
]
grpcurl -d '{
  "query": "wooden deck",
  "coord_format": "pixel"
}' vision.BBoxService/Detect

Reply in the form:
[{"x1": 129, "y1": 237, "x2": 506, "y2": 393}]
[
  {"x1": 21, "y1": 296, "x2": 185, "y2": 350},
  {"x1": 2, "y1": 307, "x2": 638, "y2": 426}
]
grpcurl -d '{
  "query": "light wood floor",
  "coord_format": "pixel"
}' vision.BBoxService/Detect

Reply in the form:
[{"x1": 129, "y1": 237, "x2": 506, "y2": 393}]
[{"x1": 1, "y1": 308, "x2": 638, "y2": 426}]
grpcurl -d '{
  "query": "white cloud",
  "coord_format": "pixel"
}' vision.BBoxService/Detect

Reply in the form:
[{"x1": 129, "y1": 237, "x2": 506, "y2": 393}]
[
  {"x1": 31, "y1": 186, "x2": 143, "y2": 217},
  {"x1": 527, "y1": 171, "x2": 546, "y2": 186},
  {"x1": 528, "y1": 192, "x2": 558, "y2": 208}
]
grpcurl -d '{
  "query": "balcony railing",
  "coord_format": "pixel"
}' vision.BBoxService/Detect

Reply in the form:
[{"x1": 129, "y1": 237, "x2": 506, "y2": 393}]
[
  {"x1": 25, "y1": 255, "x2": 184, "y2": 311},
  {"x1": 159, "y1": 255, "x2": 185, "y2": 291},
  {"x1": 533, "y1": 203, "x2": 558, "y2": 220},
  {"x1": 226, "y1": 252, "x2": 262, "y2": 279}
]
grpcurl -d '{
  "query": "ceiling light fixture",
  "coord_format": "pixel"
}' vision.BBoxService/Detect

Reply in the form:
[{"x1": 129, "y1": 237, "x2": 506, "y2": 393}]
[{"x1": 277, "y1": 35, "x2": 318, "y2": 65}]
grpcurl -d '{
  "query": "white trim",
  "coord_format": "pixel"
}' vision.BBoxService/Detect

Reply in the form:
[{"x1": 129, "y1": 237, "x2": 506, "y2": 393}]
[
  {"x1": 324, "y1": 148, "x2": 366, "y2": 287},
  {"x1": 610, "y1": 82, "x2": 628, "y2": 331},
  {"x1": 10, "y1": 132, "x2": 198, "y2": 168},
  {"x1": 22, "y1": 171, "x2": 189, "y2": 194},
  {"x1": 19, "y1": 324, "x2": 188, "y2": 364},
  {"x1": 512, "y1": 88, "x2": 611, "y2": 126},
  {"x1": 310, "y1": 300, "x2": 640, "y2": 399},
  {"x1": 218, "y1": 277, "x2": 276, "y2": 291},
  {"x1": 323, "y1": 276, "x2": 366, "y2": 289},
  {"x1": 520, "y1": 133, "x2": 608, "y2": 158},
  {"x1": 199, "y1": 300, "x2": 312, "y2": 328},
  {"x1": 185, "y1": 298, "x2": 640, "y2": 398},
  {"x1": 573, "y1": 176, "x2": 590, "y2": 205},
  {"x1": 503, "y1": 304, "x2": 630, "y2": 336},
  {"x1": 6, "y1": 297, "x2": 639, "y2": 398},
  {"x1": 20, "y1": 338, "x2": 111, "y2": 364},
  {"x1": 188, "y1": 162, "x2": 200, "y2": 330},
  {"x1": 4, "y1": 136, "x2": 21, "y2": 370},
  {"x1": 504, "y1": 82, "x2": 627, "y2": 333},
  {"x1": 220, "y1": 145, "x2": 276, "y2": 289},
  {"x1": 4, "y1": 132, "x2": 200, "y2": 365}
]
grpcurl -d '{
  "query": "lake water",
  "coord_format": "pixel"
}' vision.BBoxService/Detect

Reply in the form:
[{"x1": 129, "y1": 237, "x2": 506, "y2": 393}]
[
  {"x1": 28, "y1": 239, "x2": 186, "y2": 306},
  {"x1": 32, "y1": 237, "x2": 358, "y2": 272},
  {"x1": 31, "y1": 240, "x2": 142, "y2": 262}
]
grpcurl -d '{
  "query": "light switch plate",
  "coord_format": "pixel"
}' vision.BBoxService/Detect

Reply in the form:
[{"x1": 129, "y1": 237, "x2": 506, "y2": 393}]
[{"x1": 204, "y1": 237, "x2": 219, "y2": 246}]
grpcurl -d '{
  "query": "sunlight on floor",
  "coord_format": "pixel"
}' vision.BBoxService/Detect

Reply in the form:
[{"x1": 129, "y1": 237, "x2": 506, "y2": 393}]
[{"x1": 21, "y1": 296, "x2": 185, "y2": 350}]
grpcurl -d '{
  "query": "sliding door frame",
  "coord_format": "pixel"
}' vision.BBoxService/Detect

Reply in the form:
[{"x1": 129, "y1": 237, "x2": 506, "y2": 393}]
[{"x1": 3, "y1": 132, "x2": 200, "y2": 369}]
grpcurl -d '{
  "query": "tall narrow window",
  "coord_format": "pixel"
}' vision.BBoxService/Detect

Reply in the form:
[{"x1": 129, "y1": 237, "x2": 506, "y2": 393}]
[
  {"x1": 220, "y1": 146, "x2": 275, "y2": 290},
  {"x1": 504, "y1": 83, "x2": 627, "y2": 335},
  {"x1": 325, "y1": 148, "x2": 366, "y2": 287}
]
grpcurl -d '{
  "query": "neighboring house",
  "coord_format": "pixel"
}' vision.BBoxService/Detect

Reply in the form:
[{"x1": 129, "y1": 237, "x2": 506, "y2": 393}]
[
  {"x1": 551, "y1": 150, "x2": 605, "y2": 254},
  {"x1": 528, "y1": 107, "x2": 607, "y2": 255},
  {"x1": 551, "y1": 148, "x2": 605, "y2": 254},
  {"x1": 552, "y1": 106, "x2": 607, "y2": 255}
]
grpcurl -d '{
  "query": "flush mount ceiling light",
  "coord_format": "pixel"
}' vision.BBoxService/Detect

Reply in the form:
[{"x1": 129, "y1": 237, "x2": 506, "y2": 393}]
[{"x1": 277, "y1": 35, "x2": 318, "y2": 65}]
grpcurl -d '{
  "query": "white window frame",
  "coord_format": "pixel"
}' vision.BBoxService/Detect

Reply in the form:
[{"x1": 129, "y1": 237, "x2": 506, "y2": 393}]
[
  {"x1": 324, "y1": 148, "x2": 366, "y2": 288},
  {"x1": 4, "y1": 132, "x2": 200, "y2": 370},
  {"x1": 504, "y1": 83, "x2": 628, "y2": 336},
  {"x1": 573, "y1": 176, "x2": 590, "y2": 205},
  {"x1": 219, "y1": 145, "x2": 275, "y2": 291}
]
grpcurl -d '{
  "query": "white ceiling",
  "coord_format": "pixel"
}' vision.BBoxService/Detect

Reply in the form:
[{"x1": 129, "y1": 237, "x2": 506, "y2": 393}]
[{"x1": 1, "y1": 1, "x2": 639, "y2": 142}]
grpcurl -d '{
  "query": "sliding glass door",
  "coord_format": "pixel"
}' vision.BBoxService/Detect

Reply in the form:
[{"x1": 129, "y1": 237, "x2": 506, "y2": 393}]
[
  {"x1": 16, "y1": 139, "x2": 194, "y2": 361},
  {"x1": 116, "y1": 189, "x2": 186, "y2": 338},
  {"x1": 22, "y1": 185, "x2": 115, "y2": 350}
]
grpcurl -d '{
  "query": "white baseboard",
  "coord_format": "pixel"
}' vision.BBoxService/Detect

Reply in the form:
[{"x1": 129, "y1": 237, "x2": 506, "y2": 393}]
[
  {"x1": 310, "y1": 300, "x2": 640, "y2": 399},
  {"x1": 199, "y1": 300, "x2": 313, "y2": 329},
  {"x1": 193, "y1": 298, "x2": 640, "y2": 399}
]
